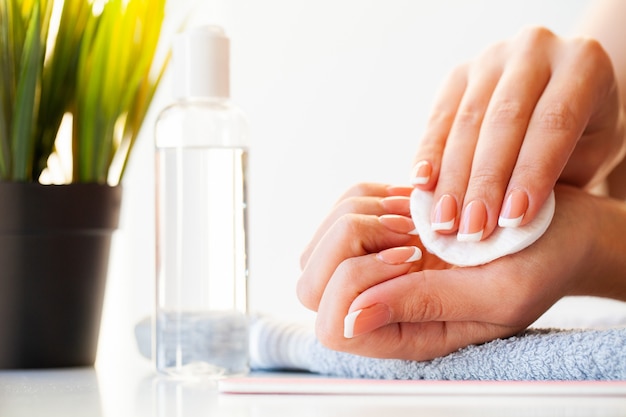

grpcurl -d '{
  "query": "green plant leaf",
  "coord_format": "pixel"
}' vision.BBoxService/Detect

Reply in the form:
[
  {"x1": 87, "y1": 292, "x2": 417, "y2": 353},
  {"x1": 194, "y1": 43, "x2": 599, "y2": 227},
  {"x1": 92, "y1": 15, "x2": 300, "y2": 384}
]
[
  {"x1": 118, "y1": 50, "x2": 169, "y2": 181},
  {"x1": 111, "y1": 0, "x2": 166, "y2": 183},
  {"x1": 2, "y1": 0, "x2": 170, "y2": 184},
  {"x1": 11, "y1": 1, "x2": 41, "y2": 181},
  {"x1": 74, "y1": 0, "x2": 167, "y2": 184},
  {"x1": 0, "y1": 0, "x2": 23, "y2": 179},
  {"x1": 33, "y1": 0, "x2": 88, "y2": 179}
]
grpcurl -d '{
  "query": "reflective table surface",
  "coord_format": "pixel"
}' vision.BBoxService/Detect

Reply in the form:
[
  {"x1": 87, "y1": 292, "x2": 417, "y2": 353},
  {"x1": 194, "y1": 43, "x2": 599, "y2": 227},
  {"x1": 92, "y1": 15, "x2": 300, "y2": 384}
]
[{"x1": 1, "y1": 361, "x2": 625, "y2": 417}]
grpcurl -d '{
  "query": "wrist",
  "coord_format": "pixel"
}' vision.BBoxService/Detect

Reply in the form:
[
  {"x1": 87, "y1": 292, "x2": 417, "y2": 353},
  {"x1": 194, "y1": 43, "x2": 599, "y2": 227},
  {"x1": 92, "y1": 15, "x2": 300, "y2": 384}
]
[
  {"x1": 571, "y1": 192, "x2": 626, "y2": 300},
  {"x1": 606, "y1": 108, "x2": 626, "y2": 198}
]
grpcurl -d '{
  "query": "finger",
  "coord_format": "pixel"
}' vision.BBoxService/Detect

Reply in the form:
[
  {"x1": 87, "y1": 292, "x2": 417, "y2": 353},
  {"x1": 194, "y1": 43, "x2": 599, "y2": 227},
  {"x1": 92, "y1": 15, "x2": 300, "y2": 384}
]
[
  {"x1": 299, "y1": 184, "x2": 413, "y2": 270},
  {"x1": 430, "y1": 46, "x2": 504, "y2": 235},
  {"x1": 411, "y1": 64, "x2": 468, "y2": 189},
  {"x1": 314, "y1": 250, "x2": 509, "y2": 361},
  {"x1": 555, "y1": 37, "x2": 618, "y2": 186},
  {"x1": 297, "y1": 213, "x2": 418, "y2": 311},
  {"x1": 458, "y1": 29, "x2": 553, "y2": 241},
  {"x1": 504, "y1": 37, "x2": 614, "y2": 226},
  {"x1": 335, "y1": 183, "x2": 412, "y2": 202},
  {"x1": 314, "y1": 249, "x2": 423, "y2": 355}
]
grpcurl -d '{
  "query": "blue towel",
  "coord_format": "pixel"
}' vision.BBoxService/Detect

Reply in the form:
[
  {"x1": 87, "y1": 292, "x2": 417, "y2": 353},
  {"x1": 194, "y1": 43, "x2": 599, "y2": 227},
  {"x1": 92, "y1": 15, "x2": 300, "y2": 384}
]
[{"x1": 135, "y1": 315, "x2": 626, "y2": 380}]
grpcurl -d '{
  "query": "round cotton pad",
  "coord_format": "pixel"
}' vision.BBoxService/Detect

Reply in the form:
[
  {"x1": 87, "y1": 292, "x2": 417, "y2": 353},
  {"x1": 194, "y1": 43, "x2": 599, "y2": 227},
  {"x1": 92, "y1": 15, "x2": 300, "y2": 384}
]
[{"x1": 410, "y1": 189, "x2": 556, "y2": 267}]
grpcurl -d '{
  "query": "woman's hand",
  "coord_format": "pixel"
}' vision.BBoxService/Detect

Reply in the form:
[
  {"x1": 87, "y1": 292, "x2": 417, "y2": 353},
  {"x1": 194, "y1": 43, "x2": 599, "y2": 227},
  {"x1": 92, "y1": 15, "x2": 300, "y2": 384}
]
[
  {"x1": 297, "y1": 183, "x2": 448, "y2": 311},
  {"x1": 297, "y1": 183, "x2": 616, "y2": 361},
  {"x1": 411, "y1": 26, "x2": 626, "y2": 242}
]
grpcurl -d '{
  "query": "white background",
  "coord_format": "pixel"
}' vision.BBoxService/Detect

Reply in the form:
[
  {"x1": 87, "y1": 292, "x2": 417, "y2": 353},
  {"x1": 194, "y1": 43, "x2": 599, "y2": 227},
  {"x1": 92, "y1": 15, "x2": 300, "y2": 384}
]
[{"x1": 97, "y1": 0, "x2": 626, "y2": 366}]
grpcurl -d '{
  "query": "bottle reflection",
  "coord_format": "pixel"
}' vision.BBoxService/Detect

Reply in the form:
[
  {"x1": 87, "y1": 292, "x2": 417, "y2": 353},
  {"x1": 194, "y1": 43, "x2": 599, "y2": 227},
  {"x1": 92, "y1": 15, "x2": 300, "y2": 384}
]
[{"x1": 153, "y1": 377, "x2": 251, "y2": 417}]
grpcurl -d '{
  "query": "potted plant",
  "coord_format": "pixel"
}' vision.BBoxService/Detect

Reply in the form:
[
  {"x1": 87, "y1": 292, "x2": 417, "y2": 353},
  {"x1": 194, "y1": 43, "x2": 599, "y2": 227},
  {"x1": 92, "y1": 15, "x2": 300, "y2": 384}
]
[{"x1": 0, "y1": 0, "x2": 167, "y2": 368}]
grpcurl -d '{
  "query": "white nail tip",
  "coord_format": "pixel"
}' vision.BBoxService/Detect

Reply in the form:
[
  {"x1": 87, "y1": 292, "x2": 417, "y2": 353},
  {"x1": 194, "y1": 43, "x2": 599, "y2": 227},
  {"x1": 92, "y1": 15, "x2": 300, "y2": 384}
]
[
  {"x1": 343, "y1": 309, "x2": 362, "y2": 339},
  {"x1": 498, "y1": 214, "x2": 524, "y2": 228},
  {"x1": 410, "y1": 189, "x2": 556, "y2": 267},
  {"x1": 411, "y1": 177, "x2": 429, "y2": 185},
  {"x1": 411, "y1": 161, "x2": 430, "y2": 185},
  {"x1": 457, "y1": 230, "x2": 483, "y2": 242},
  {"x1": 431, "y1": 219, "x2": 454, "y2": 231},
  {"x1": 406, "y1": 247, "x2": 423, "y2": 262}
]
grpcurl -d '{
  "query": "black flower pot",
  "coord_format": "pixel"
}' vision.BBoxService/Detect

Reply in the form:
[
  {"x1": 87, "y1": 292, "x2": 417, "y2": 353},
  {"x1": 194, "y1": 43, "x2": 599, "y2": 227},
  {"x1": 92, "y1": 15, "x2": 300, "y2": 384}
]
[{"x1": 0, "y1": 182, "x2": 121, "y2": 369}]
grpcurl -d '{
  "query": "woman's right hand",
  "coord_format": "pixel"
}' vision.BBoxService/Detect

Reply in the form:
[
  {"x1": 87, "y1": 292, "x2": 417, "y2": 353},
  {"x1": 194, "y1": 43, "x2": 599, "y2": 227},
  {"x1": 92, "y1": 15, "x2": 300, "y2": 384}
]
[{"x1": 411, "y1": 26, "x2": 626, "y2": 243}]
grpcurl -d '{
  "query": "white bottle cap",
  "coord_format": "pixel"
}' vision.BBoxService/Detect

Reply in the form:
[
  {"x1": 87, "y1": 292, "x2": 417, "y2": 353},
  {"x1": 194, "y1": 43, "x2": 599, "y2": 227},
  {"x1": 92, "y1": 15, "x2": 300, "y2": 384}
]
[{"x1": 172, "y1": 25, "x2": 230, "y2": 99}]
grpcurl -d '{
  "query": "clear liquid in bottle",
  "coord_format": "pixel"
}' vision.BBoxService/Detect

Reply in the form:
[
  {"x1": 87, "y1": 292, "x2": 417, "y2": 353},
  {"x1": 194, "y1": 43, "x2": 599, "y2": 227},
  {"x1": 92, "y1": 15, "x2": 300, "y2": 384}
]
[{"x1": 154, "y1": 26, "x2": 249, "y2": 378}]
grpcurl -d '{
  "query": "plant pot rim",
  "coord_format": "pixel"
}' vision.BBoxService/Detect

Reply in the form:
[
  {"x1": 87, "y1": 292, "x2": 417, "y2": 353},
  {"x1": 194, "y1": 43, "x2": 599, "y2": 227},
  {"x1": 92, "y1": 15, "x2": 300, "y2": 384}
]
[{"x1": 0, "y1": 181, "x2": 120, "y2": 187}]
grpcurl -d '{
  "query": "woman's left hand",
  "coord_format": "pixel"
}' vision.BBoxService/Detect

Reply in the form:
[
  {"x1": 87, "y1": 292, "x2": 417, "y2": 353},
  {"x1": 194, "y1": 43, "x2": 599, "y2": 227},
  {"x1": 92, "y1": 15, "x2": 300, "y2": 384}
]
[{"x1": 297, "y1": 182, "x2": 600, "y2": 361}]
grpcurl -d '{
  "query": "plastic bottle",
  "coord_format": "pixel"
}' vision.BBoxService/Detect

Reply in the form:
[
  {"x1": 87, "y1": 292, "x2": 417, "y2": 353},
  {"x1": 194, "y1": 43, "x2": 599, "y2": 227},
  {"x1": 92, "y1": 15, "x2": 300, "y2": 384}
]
[{"x1": 154, "y1": 25, "x2": 249, "y2": 378}]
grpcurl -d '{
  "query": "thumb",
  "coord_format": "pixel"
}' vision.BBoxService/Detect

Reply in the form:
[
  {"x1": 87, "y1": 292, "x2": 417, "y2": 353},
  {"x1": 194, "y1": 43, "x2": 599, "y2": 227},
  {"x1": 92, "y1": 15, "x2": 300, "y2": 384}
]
[
  {"x1": 346, "y1": 267, "x2": 497, "y2": 327},
  {"x1": 342, "y1": 267, "x2": 527, "y2": 360}
]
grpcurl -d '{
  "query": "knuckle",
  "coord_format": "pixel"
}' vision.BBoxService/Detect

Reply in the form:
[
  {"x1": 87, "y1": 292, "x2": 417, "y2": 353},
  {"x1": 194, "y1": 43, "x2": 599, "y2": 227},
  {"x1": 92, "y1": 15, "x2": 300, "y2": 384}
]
[
  {"x1": 405, "y1": 271, "x2": 445, "y2": 322},
  {"x1": 454, "y1": 102, "x2": 484, "y2": 129},
  {"x1": 485, "y1": 100, "x2": 526, "y2": 127},
  {"x1": 334, "y1": 212, "x2": 365, "y2": 242},
  {"x1": 449, "y1": 62, "x2": 470, "y2": 80},
  {"x1": 513, "y1": 161, "x2": 552, "y2": 188},
  {"x1": 414, "y1": 292, "x2": 445, "y2": 322},
  {"x1": 296, "y1": 278, "x2": 320, "y2": 312},
  {"x1": 517, "y1": 26, "x2": 555, "y2": 47},
  {"x1": 333, "y1": 212, "x2": 374, "y2": 255},
  {"x1": 427, "y1": 107, "x2": 456, "y2": 129},
  {"x1": 536, "y1": 102, "x2": 575, "y2": 133},
  {"x1": 573, "y1": 36, "x2": 609, "y2": 66},
  {"x1": 333, "y1": 257, "x2": 363, "y2": 288},
  {"x1": 570, "y1": 37, "x2": 613, "y2": 81},
  {"x1": 474, "y1": 40, "x2": 507, "y2": 65},
  {"x1": 415, "y1": 136, "x2": 445, "y2": 161},
  {"x1": 469, "y1": 169, "x2": 504, "y2": 191},
  {"x1": 420, "y1": 109, "x2": 454, "y2": 157},
  {"x1": 335, "y1": 196, "x2": 363, "y2": 216},
  {"x1": 345, "y1": 182, "x2": 375, "y2": 198}
]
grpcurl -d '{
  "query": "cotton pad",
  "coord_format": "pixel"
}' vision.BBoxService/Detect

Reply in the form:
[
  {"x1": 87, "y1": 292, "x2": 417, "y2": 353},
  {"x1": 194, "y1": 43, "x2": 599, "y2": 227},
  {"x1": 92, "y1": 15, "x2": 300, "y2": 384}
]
[{"x1": 409, "y1": 189, "x2": 556, "y2": 267}]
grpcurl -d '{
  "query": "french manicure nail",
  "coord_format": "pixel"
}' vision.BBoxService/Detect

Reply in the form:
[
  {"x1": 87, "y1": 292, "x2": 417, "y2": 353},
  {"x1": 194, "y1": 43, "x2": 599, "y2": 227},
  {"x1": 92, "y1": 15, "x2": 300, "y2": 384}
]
[
  {"x1": 380, "y1": 196, "x2": 411, "y2": 216},
  {"x1": 498, "y1": 189, "x2": 528, "y2": 228},
  {"x1": 344, "y1": 304, "x2": 391, "y2": 339},
  {"x1": 386, "y1": 185, "x2": 413, "y2": 196},
  {"x1": 457, "y1": 200, "x2": 486, "y2": 242},
  {"x1": 379, "y1": 214, "x2": 418, "y2": 235},
  {"x1": 377, "y1": 246, "x2": 422, "y2": 264},
  {"x1": 411, "y1": 161, "x2": 431, "y2": 185},
  {"x1": 432, "y1": 194, "x2": 456, "y2": 231}
]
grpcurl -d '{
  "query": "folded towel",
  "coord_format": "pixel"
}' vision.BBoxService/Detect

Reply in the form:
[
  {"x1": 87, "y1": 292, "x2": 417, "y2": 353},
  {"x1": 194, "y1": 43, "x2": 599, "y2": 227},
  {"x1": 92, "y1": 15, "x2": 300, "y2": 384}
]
[{"x1": 135, "y1": 315, "x2": 626, "y2": 380}]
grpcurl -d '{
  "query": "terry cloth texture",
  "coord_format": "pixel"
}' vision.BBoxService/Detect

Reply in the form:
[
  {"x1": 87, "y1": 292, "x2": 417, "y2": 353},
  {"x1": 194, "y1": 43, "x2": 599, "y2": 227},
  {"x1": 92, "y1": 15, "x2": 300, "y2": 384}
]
[{"x1": 135, "y1": 315, "x2": 626, "y2": 380}]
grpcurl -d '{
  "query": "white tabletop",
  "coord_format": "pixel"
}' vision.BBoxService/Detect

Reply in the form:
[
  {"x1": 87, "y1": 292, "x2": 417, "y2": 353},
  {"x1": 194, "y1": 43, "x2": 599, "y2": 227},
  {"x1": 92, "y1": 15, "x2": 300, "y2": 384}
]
[{"x1": 1, "y1": 361, "x2": 625, "y2": 417}]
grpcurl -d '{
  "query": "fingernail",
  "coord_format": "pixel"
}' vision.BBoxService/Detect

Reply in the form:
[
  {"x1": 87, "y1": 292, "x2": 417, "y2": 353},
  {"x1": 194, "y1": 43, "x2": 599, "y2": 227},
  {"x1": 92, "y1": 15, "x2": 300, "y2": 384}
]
[
  {"x1": 457, "y1": 200, "x2": 486, "y2": 242},
  {"x1": 385, "y1": 185, "x2": 413, "y2": 196},
  {"x1": 411, "y1": 161, "x2": 431, "y2": 185},
  {"x1": 431, "y1": 194, "x2": 456, "y2": 231},
  {"x1": 498, "y1": 189, "x2": 528, "y2": 228},
  {"x1": 344, "y1": 304, "x2": 391, "y2": 339},
  {"x1": 379, "y1": 214, "x2": 418, "y2": 235},
  {"x1": 377, "y1": 246, "x2": 422, "y2": 264},
  {"x1": 380, "y1": 196, "x2": 411, "y2": 216}
]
